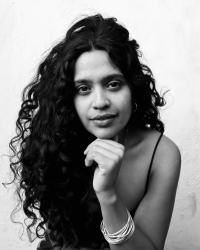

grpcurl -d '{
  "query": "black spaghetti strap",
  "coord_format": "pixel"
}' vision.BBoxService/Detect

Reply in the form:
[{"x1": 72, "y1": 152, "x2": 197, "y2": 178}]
[{"x1": 144, "y1": 132, "x2": 163, "y2": 194}]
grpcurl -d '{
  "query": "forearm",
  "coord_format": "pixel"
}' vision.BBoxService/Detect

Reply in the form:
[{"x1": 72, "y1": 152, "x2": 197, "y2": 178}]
[{"x1": 97, "y1": 190, "x2": 157, "y2": 250}]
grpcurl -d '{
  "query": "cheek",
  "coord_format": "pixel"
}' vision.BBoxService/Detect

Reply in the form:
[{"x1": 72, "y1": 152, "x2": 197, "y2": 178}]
[
  {"x1": 120, "y1": 94, "x2": 132, "y2": 121},
  {"x1": 74, "y1": 98, "x2": 87, "y2": 123},
  {"x1": 124, "y1": 101, "x2": 132, "y2": 119},
  {"x1": 120, "y1": 92, "x2": 132, "y2": 112}
]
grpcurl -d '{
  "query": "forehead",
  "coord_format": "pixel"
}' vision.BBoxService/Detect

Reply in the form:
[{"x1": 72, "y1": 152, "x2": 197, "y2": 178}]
[{"x1": 74, "y1": 50, "x2": 122, "y2": 81}]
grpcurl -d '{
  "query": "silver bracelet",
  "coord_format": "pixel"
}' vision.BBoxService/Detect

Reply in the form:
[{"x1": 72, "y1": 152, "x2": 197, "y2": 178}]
[{"x1": 100, "y1": 207, "x2": 135, "y2": 244}]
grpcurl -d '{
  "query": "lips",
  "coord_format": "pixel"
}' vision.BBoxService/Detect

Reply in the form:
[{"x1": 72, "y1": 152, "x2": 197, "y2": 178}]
[
  {"x1": 91, "y1": 114, "x2": 116, "y2": 120},
  {"x1": 91, "y1": 114, "x2": 116, "y2": 127}
]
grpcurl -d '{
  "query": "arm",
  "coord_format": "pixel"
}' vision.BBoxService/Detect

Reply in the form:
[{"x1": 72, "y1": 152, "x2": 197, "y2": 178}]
[
  {"x1": 97, "y1": 190, "x2": 157, "y2": 250},
  {"x1": 85, "y1": 136, "x2": 181, "y2": 250},
  {"x1": 132, "y1": 138, "x2": 181, "y2": 249}
]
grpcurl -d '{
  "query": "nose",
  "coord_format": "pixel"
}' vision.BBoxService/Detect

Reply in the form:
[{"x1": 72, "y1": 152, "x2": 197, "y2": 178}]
[{"x1": 92, "y1": 87, "x2": 110, "y2": 109}]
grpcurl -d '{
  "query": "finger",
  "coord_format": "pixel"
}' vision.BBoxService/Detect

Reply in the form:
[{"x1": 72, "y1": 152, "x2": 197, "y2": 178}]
[
  {"x1": 85, "y1": 148, "x2": 102, "y2": 167},
  {"x1": 85, "y1": 140, "x2": 124, "y2": 159},
  {"x1": 92, "y1": 139, "x2": 125, "y2": 153},
  {"x1": 85, "y1": 145, "x2": 118, "y2": 165},
  {"x1": 97, "y1": 138, "x2": 124, "y2": 149},
  {"x1": 85, "y1": 157, "x2": 94, "y2": 167},
  {"x1": 84, "y1": 137, "x2": 124, "y2": 155},
  {"x1": 84, "y1": 139, "x2": 98, "y2": 155},
  {"x1": 85, "y1": 151, "x2": 112, "y2": 170},
  {"x1": 85, "y1": 144, "x2": 124, "y2": 169}
]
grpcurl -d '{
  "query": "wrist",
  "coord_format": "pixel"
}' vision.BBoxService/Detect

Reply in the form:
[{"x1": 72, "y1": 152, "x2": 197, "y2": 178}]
[{"x1": 96, "y1": 189, "x2": 117, "y2": 204}]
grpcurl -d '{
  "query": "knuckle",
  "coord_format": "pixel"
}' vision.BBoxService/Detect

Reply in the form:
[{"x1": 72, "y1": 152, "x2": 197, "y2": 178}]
[
  {"x1": 120, "y1": 150, "x2": 125, "y2": 158},
  {"x1": 117, "y1": 149, "x2": 124, "y2": 159},
  {"x1": 113, "y1": 156, "x2": 119, "y2": 165},
  {"x1": 114, "y1": 154, "x2": 120, "y2": 162},
  {"x1": 116, "y1": 155, "x2": 121, "y2": 163}
]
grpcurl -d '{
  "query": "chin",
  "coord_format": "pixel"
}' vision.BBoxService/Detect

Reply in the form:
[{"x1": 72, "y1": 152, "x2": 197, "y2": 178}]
[{"x1": 91, "y1": 130, "x2": 118, "y2": 140}]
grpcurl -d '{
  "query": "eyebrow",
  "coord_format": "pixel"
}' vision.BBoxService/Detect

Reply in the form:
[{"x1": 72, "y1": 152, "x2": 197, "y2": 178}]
[{"x1": 74, "y1": 73, "x2": 124, "y2": 85}]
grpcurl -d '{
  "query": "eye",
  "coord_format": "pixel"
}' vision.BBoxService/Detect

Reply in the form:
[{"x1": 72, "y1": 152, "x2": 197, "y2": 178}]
[
  {"x1": 107, "y1": 81, "x2": 121, "y2": 89},
  {"x1": 76, "y1": 85, "x2": 90, "y2": 94}
]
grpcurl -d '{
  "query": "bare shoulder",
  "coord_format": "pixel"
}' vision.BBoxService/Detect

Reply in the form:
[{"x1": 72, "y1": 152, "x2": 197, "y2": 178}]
[
  {"x1": 132, "y1": 126, "x2": 182, "y2": 188},
  {"x1": 129, "y1": 125, "x2": 181, "y2": 174},
  {"x1": 131, "y1": 130, "x2": 181, "y2": 249},
  {"x1": 157, "y1": 134, "x2": 181, "y2": 159},
  {"x1": 152, "y1": 133, "x2": 181, "y2": 178}
]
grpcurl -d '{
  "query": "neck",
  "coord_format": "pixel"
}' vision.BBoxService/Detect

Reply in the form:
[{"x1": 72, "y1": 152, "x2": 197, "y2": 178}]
[{"x1": 114, "y1": 125, "x2": 128, "y2": 146}]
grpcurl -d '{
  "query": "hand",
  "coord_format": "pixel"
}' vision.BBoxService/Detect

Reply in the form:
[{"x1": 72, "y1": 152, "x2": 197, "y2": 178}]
[{"x1": 84, "y1": 138, "x2": 125, "y2": 195}]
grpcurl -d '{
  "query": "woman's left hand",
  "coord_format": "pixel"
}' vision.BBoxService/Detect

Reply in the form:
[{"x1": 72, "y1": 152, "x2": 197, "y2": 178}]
[{"x1": 84, "y1": 138, "x2": 125, "y2": 195}]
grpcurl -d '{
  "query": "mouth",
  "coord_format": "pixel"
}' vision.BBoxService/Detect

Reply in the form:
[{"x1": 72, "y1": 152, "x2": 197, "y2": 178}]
[
  {"x1": 92, "y1": 116, "x2": 116, "y2": 127},
  {"x1": 91, "y1": 114, "x2": 116, "y2": 120}
]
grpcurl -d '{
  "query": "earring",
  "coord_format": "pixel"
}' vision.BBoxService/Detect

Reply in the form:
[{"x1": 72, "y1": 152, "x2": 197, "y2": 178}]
[{"x1": 132, "y1": 103, "x2": 137, "y2": 113}]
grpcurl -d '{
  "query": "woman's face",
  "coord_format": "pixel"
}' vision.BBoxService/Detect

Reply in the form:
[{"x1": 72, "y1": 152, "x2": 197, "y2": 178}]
[{"x1": 73, "y1": 50, "x2": 132, "y2": 139}]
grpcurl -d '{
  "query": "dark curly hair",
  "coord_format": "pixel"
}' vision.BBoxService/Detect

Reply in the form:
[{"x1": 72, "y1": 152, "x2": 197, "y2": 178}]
[{"x1": 8, "y1": 14, "x2": 166, "y2": 250}]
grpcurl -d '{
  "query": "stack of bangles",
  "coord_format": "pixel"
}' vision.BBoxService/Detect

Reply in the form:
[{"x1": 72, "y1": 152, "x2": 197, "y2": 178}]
[{"x1": 100, "y1": 207, "x2": 135, "y2": 244}]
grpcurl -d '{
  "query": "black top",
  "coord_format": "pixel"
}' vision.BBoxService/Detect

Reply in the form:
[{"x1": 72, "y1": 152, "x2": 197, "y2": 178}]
[{"x1": 37, "y1": 133, "x2": 163, "y2": 250}]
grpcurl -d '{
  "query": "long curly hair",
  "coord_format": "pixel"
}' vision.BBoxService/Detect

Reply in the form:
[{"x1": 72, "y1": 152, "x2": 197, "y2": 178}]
[{"x1": 8, "y1": 14, "x2": 166, "y2": 249}]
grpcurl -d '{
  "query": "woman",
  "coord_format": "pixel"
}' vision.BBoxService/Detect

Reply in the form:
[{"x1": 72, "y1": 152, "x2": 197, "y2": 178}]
[{"x1": 9, "y1": 14, "x2": 181, "y2": 250}]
